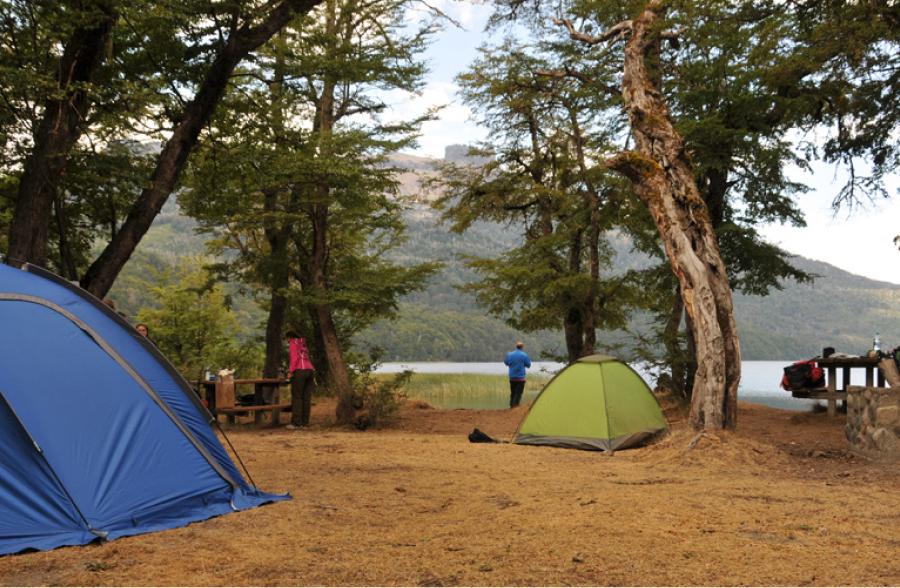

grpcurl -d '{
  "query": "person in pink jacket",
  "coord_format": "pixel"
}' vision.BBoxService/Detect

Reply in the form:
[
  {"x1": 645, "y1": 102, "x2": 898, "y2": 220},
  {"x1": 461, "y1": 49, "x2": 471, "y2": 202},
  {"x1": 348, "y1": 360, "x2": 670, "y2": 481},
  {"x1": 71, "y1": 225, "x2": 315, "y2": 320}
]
[{"x1": 285, "y1": 330, "x2": 315, "y2": 428}]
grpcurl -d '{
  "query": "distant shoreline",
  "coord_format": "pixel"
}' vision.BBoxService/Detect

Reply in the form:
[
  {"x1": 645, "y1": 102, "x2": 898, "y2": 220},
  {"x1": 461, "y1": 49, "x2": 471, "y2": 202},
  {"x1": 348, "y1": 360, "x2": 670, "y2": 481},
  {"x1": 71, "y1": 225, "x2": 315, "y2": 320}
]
[{"x1": 377, "y1": 361, "x2": 832, "y2": 412}]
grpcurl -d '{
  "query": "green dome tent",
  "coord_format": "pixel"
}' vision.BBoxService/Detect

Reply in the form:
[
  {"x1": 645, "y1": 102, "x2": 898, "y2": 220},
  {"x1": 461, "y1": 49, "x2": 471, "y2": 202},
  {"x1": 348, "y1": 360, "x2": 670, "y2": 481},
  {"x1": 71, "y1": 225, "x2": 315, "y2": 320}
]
[{"x1": 513, "y1": 354, "x2": 668, "y2": 451}]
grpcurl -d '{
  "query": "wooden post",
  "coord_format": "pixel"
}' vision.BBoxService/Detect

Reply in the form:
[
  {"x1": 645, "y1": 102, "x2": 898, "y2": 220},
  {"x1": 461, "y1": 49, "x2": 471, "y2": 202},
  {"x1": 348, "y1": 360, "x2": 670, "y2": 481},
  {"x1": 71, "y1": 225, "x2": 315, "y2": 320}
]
[
  {"x1": 840, "y1": 366, "x2": 850, "y2": 415},
  {"x1": 827, "y1": 367, "x2": 837, "y2": 417},
  {"x1": 253, "y1": 383, "x2": 264, "y2": 424}
]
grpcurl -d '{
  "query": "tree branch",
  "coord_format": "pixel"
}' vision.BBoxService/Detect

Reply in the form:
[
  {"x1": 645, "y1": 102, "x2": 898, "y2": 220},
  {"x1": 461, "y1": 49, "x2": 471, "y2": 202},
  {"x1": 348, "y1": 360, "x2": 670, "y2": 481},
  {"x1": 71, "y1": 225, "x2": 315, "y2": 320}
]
[
  {"x1": 552, "y1": 17, "x2": 632, "y2": 46},
  {"x1": 534, "y1": 66, "x2": 619, "y2": 95}
]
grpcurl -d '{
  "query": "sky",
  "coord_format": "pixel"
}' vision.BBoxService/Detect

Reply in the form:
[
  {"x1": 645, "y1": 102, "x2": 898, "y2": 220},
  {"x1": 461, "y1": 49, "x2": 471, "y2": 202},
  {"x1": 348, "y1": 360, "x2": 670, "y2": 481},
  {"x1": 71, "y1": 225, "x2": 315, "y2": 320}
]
[{"x1": 389, "y1": 2, "x2": 900, "y2": 286}]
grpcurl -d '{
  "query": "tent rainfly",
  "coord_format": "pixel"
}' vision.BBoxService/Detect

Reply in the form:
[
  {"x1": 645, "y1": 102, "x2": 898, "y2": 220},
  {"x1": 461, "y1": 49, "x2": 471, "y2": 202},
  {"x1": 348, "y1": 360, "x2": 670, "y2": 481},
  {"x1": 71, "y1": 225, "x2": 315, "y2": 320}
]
[
  {"x1": 513, "y1": 354, "x2": 668, "y2": 451},
  {"x1": 0, "y1": 262, "x2": 287, "y2": 556}
]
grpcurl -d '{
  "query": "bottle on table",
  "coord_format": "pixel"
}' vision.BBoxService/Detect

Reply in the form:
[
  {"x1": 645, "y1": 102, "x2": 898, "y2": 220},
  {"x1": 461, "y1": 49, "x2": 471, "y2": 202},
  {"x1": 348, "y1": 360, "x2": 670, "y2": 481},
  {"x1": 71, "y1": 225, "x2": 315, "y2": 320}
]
[{"x1": 873, "y1": 332, "x2": 881, "y2": 354}]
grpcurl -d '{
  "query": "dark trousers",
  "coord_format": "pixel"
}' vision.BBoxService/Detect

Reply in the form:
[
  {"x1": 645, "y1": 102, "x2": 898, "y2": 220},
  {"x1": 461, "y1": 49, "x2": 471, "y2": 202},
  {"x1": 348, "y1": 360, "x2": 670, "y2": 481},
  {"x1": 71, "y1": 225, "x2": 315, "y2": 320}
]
[
  {"x1": 291, "y1": 369, "x2": 315, "y2": 426},
  {"x1": 509, "y1": 380, "x2": 526, "y2": 408}
]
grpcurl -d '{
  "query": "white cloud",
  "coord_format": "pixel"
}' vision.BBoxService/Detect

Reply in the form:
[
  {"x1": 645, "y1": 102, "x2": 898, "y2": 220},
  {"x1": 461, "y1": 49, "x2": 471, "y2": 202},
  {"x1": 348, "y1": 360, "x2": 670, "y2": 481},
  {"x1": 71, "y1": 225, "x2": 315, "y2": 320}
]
[{"x1": 373, "y1": 81, "x2": 485, "y2": 159}]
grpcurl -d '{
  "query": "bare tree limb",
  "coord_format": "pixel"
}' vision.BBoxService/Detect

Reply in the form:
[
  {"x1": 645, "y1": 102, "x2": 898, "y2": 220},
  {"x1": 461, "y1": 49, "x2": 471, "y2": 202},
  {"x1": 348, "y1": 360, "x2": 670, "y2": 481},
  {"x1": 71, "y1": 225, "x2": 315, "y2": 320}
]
[{"x1": 552, "y1": 17, "x2": 632, "y2": 46}]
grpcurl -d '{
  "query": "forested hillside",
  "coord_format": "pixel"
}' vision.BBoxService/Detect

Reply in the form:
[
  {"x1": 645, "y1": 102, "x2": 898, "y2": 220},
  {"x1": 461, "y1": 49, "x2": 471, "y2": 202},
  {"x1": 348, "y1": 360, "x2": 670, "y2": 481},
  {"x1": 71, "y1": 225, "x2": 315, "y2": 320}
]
[
  {"x1": 111, "y1": 181, "x2": 900, "y2": 362},
  {"x1": 364, "y1": 202, "x2": 900, "y2": 361}
]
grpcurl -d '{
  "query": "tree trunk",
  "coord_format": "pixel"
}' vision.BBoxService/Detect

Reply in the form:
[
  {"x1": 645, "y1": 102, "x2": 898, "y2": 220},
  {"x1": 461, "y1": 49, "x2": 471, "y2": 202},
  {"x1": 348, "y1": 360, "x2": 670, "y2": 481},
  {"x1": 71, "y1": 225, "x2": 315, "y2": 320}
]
[
  {"x1": 262, "y1": 200, "x2": 290, "y2": 384},
  {"x1": 685, "y1": 311, "x2": 697, "y2": 397},
  {"x1": 261, "y1": 38, "x2": 291, "y2": 386},
  {"x1": 663, "y1": 286, "x2": 687, "y2": 398},
  {"x1": 310, "y1": 202, "x2": 355, "y2": 424},
  {"x1": 6, "y1": 1, "x2": 117, "y2": 268},
  {"x1": 563, "y1": 307, "x2": 585, "y2": 363},
  {"x1": 304, "y1": 0, "x2": 356, "y2": 425},
  {"x1": 605, "y1": 0, "x2": 741, "y2": 430},
  {"x1": 582, "y1": 206, "x2": 601, "y2": 356},
  {"x1": 568, "y1": 106, "x2": 601, "y2": 356},
  {"x1": 264, "y1": 290, "x2": 288, "y2": 373},
  {"x1": 53, "y1": 193, "x2": 80, "y2": 280},
  {"x1": 307, "y1": 309, "x2": 330, "y2": 386},
  {"x1": 562, "y1": 229, "x2": 586, "y2": 362},
  {"x1": 80, "y1": 0, "x2": 323, "y2": 297}
]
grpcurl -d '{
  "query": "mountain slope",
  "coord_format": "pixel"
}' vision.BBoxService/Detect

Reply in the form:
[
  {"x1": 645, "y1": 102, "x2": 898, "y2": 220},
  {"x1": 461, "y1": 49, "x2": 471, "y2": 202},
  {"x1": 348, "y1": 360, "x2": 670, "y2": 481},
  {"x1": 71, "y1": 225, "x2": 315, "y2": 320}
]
[
  {"x1": 361, "y1": 202, "x2": 900, "y2": 360},
  {"x1": 112, "y1": 150, "x2": 900, "y2": 362}
]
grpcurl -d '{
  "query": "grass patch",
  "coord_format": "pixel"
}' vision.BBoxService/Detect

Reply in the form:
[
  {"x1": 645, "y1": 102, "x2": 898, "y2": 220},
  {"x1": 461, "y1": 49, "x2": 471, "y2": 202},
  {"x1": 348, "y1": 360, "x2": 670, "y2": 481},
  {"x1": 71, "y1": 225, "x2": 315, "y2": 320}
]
[{"x1": 398, "y1": 373, "x2": 550, "y2": 409}]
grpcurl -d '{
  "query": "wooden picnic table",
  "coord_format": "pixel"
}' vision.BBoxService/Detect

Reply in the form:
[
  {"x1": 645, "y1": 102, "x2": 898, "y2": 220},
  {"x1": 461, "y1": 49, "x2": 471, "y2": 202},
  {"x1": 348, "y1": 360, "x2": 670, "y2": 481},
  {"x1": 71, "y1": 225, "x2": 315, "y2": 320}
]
[
  {"x1": 194, "y1": 377, "x2": 291, "y2": 425},
  {"x1": 791, "y1": 355, "x2": 885, "y2": 417}
]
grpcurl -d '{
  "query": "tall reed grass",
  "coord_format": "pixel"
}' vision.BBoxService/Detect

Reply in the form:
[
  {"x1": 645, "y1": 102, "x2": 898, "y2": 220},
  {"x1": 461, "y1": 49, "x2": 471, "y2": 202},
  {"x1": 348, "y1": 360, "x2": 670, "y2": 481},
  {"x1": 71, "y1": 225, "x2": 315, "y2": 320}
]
[{"x1": 400, "y1": 373, "x2": 550, "y2": 409}]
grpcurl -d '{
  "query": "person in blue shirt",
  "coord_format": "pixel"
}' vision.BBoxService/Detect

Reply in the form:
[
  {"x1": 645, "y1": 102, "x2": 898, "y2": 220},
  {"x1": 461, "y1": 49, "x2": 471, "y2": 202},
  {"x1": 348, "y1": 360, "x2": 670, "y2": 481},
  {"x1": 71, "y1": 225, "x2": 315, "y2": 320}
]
[{"x1": 504, "y1": 341, "x2": 532, "y2": 408}]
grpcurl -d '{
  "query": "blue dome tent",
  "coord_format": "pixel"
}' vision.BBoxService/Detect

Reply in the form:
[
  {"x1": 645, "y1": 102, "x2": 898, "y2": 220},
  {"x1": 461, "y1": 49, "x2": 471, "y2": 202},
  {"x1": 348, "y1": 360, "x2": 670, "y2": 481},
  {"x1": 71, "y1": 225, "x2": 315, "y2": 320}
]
[{"x1": 0, "y1": 262, "x2": 288, "y2": 556}]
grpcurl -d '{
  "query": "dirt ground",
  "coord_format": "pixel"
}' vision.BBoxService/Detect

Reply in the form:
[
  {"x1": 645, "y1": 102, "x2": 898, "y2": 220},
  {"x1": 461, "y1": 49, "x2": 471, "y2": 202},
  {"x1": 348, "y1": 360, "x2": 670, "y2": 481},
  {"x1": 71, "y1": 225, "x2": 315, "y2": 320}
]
[{"x1": 1, "y1": 397, "x2": 899, "y2": 587}]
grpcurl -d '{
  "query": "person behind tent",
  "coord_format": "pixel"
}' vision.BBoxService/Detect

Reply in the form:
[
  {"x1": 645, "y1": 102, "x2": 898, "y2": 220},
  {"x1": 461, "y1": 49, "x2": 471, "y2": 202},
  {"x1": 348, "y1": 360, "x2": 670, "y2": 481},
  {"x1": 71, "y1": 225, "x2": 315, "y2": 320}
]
[
  {"x1": 134, "y1": 322, "x2": 159, "y2": 347},
  {"x1": 285, "y1": 330, "x2": 315, "y2": 429},
  {"x1": 504, "y1": 340, "x2": 531, "y2": 408}
]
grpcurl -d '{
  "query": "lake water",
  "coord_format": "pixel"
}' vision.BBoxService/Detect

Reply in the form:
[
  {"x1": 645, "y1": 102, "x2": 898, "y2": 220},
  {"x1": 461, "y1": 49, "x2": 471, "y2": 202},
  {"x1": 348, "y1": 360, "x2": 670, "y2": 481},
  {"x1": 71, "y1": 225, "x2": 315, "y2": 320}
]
[{"x1": 376, "y1": 360, "x2": 835, "y2": 411}]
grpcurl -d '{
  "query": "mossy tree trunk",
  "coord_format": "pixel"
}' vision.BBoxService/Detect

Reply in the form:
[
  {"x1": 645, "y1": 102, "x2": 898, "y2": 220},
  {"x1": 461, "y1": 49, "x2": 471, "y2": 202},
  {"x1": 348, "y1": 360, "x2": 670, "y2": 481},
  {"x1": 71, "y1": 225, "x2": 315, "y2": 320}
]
[{"x1": 604, "y1": 0, "x2": 741, "y2": 430}]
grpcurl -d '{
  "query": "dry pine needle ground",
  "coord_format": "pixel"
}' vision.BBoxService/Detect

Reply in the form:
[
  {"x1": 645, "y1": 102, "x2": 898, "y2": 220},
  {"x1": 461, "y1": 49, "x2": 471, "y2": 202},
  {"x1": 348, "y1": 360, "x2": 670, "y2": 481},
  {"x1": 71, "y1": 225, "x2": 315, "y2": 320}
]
[{"x1": 1, "y1": 398, "x2": 898, "y2": 586}]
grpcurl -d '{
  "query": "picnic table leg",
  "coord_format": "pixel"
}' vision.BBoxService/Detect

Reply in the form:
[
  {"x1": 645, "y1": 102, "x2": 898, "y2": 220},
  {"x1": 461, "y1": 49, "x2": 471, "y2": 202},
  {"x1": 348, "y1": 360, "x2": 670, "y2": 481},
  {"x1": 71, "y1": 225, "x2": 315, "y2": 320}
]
[
  {"x1": 841, "y1": 366, "x2": 853, "y2": 413},
  {"x1": 253, "y1": 383, "x2": 265, "y2": 424},
  {"x1": 827, "y1": 367, "x2": 837, "y2": 417}
]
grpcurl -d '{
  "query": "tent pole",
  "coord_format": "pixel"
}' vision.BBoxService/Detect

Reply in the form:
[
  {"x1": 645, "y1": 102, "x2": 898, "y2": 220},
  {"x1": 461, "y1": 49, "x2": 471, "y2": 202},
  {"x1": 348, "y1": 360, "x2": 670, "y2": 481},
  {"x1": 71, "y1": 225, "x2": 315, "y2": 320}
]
[
  {"x1": 213, "y1": 419, "x2": 259, "y2": 492},
  {"x1": 0, "y1": 390, "x2": 98, "y2": 538}
]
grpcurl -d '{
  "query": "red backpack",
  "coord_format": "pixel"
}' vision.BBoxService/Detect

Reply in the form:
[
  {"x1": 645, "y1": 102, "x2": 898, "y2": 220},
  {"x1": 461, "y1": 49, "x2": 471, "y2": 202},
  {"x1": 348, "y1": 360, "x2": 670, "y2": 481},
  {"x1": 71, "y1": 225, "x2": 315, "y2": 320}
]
[{"x1": 780, "y1": 360, "x2": 825, "y2": 390}]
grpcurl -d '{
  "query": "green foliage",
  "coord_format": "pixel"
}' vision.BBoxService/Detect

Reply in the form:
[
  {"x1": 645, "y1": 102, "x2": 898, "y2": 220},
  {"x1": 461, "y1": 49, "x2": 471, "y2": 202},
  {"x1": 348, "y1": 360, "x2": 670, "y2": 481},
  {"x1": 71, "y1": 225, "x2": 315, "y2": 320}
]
[
  {"x1": 663, "y1": 0, "x2": 814, "y2": 294},
  {"x1": 1, "y1": 0, "x2": 331, "y2": 278},
  {"x1": 98, "y1": 173, "x2": 900, "y2": 364},
  {"x1": 362, "y1": 205, "x2": 900, "y2": 361},
  {"x1": 135, "y1": 259, "x2": 263, "y2": 381},
  {"x1": 179, "y1": 0, "x2": 443, "y2": 390},
  {"x1": 767, "y1": 0, "x2": 900, "y2": 207},
  {"x1": 433, "y1": 41, "x2": 650, "y2": 360},
  {"x1": 348, "y1": 348, "x2": 411, "y2": 427}
]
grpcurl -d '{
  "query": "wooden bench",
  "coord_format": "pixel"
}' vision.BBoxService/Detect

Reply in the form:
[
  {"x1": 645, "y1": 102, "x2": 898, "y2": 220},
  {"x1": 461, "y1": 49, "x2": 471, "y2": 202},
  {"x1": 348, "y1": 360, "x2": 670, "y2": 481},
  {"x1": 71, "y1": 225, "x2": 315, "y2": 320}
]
[
  {"x1": 789, "y1": 386, "x2": 847, "y2": 411},
  {"x1": 215, "y1": 376, "x2": 290, "y2": 427}
]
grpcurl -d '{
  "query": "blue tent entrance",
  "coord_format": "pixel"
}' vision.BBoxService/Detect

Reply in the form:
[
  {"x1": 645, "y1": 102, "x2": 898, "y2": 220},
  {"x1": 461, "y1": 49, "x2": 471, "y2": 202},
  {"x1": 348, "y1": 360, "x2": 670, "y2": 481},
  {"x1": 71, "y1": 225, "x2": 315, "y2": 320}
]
[{"x1": 0, "y1": 262, "x2": 288, "y2": 556}]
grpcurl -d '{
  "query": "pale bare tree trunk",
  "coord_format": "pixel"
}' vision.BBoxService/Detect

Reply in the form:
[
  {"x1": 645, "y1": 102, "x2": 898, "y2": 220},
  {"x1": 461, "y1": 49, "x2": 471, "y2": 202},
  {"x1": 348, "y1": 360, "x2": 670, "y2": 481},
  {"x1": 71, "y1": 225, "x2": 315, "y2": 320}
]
[{"x1": 586, "y1": 1, "x2": 741, "y2": 429}]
